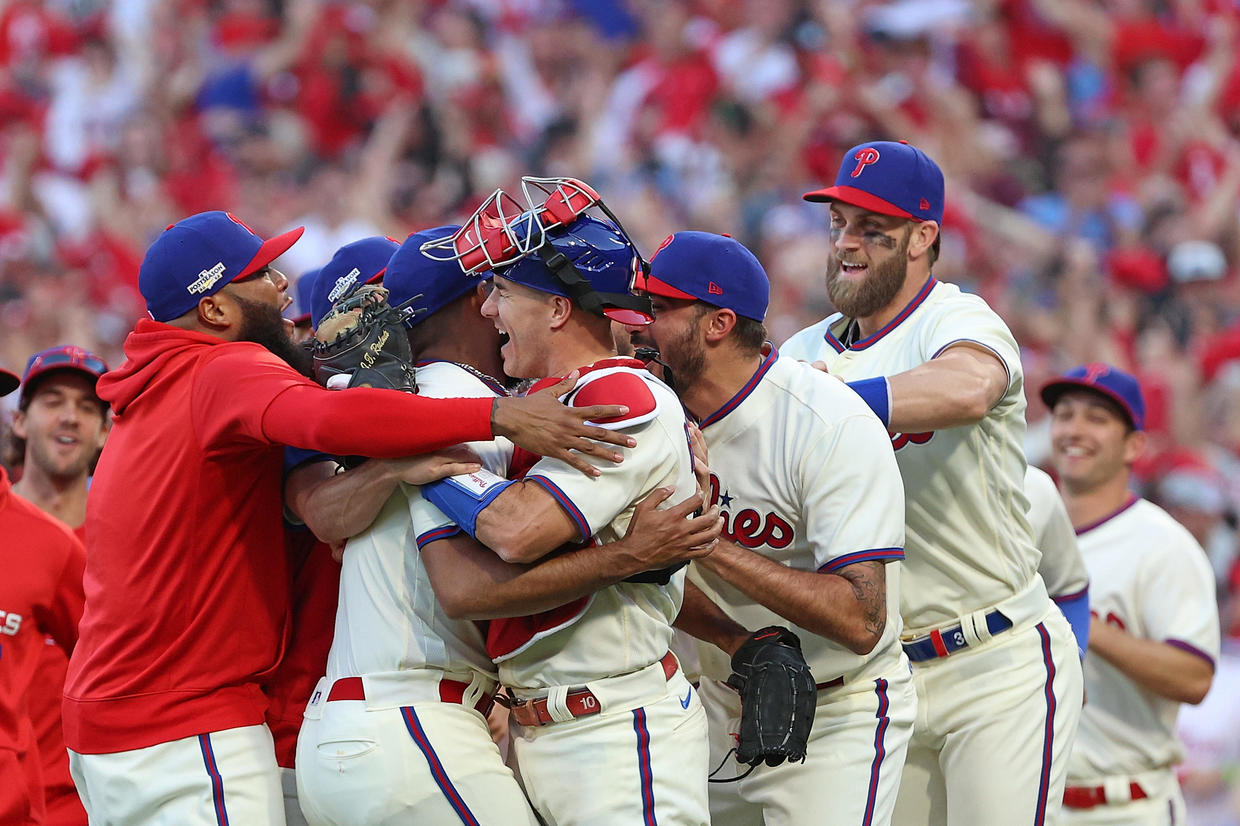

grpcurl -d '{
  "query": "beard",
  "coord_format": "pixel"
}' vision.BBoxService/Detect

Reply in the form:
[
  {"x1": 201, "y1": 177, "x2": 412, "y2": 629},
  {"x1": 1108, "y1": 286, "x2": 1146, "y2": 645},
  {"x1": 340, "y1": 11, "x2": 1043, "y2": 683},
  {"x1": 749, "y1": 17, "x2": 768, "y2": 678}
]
[
  {"x1": 825, "y1": 231, "x2": 910, "y2": 319},
  {"x1": 235, "y1": 295, "x2": 314, "y2": 377},
  {"x1": 660, "y1": 322, "x2": 707, "y2": 393},
  {"x1": 28, "y1": 434, "x2": 96, "y2": 482}
]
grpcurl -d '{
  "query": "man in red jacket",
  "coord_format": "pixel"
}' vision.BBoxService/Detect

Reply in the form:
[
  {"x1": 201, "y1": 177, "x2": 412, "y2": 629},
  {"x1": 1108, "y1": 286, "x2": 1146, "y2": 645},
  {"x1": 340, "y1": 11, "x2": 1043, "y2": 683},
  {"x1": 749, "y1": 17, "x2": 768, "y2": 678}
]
[
  {"x1": 63, "y1": 211, "x2": 635, "y2": 825},
  {"x1": 0, "y1": 366, "x2": 86, "y2": 826},
  {"x1": 9, "y1": 345, "x2": 108, "y2": 826}
]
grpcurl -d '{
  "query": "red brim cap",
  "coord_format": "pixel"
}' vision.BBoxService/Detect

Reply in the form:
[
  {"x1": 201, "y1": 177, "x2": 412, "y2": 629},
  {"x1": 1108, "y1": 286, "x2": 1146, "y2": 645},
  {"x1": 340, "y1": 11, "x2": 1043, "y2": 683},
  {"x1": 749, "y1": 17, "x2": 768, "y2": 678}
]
[
  {"x1": 603, "y1": 307, "x2": 654, "y2": 326},
  {"x1": 640, "y1": 273, "x2": 698, "y2": 302},
  {"x1": 290, "y1": 312, "x2": 312, "y2": 326},
  {"x1": 238, "y1": 226, "x2": 305, "y2": 279},
  {"x1": 802, "y1": 185, "x2": 914, "y2": 219},
  {"x1": 0, "y1": 368, "x2": 18, "y2": 398},
  {"x1": 365, "y1": 267, "x2": 386, "y2": 285}
]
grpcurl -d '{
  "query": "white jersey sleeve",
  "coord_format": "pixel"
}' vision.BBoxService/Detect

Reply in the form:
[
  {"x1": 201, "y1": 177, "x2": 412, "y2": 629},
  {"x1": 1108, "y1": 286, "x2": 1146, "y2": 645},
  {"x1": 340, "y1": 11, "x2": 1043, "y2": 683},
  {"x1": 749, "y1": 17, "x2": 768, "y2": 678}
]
[
  {"x1": 919, "y1": 291, "x2": 1021, "y2": 393},
  {"x1": 803, "y1": 412, "x2": 906, "y2": 572},
  {"x1": 1025, "y1": 466, "x2": 1088, "y2": 599}
]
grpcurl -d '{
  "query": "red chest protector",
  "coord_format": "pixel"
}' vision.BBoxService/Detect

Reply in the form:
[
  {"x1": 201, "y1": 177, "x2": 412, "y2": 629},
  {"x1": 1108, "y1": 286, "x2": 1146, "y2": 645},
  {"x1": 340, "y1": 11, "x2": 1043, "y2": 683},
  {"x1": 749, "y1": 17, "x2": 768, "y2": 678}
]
[{"x1": 486, "y1": 359, "x2": 659, "y2": 662}]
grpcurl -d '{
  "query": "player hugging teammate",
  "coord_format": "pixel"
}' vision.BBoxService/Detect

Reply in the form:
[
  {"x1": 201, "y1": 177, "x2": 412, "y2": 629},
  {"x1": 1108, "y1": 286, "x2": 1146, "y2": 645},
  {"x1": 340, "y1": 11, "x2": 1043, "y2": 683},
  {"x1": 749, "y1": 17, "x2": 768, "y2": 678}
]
[{"x1": 10, "y1": 143, "x2": 1217, "y2": 826}]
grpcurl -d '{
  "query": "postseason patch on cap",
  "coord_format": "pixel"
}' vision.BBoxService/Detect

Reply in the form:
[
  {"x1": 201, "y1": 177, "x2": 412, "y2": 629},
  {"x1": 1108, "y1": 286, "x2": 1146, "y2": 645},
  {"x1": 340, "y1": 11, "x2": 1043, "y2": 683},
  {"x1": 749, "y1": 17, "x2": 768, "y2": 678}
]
[{"x1": 328, "y1": 268, "x2": 361, "y2": 302}]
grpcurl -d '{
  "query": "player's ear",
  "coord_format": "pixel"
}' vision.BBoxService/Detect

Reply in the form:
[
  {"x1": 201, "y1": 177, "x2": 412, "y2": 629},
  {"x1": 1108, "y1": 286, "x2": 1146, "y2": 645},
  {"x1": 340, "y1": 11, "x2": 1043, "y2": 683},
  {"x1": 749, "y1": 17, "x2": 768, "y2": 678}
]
[
  {"x1": 1121, "y1": 429, "x2": 1146, "y2": 465},
  {"x1": 908, "y1": 221, "x2": 938, "y2": 260},
  {"x1": 196, "y1": 293, "x2": 232, "y2": 331},
  {"x1": 547, "y1": 294, "x2": 573, "y2": 330},
  {"x1": 11, "y1": 407, "x2": 27, "y2": 440},
  {"x1": 703, "y1": 308, "x2": 738, "y2": 344}
]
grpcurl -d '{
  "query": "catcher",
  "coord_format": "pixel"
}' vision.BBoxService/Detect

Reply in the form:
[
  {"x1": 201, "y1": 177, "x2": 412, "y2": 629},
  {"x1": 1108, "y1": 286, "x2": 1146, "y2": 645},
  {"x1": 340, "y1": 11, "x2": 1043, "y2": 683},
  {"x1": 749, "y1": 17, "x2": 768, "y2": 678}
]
[{"x1": 633, "y1": 232, "x2": 917, "y2": 826}]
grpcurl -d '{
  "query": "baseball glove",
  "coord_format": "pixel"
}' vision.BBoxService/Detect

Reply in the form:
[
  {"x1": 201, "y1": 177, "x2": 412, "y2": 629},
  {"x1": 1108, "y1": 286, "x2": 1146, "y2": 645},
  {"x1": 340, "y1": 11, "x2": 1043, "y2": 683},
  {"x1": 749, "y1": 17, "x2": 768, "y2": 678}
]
[
  {"x1": 310, "y1": 285, "x2": 419, "y2": 393},
  {"x1": 727, "y1": 626, "x2": 817, "y2": 767}
]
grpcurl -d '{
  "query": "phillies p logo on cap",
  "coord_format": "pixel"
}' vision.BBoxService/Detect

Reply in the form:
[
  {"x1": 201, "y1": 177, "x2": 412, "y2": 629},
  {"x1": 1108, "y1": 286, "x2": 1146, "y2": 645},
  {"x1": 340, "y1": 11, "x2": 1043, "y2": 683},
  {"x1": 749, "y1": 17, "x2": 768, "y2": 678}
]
[{"x1": 851, "y1": 147, "x2": 882, "y2": 178}]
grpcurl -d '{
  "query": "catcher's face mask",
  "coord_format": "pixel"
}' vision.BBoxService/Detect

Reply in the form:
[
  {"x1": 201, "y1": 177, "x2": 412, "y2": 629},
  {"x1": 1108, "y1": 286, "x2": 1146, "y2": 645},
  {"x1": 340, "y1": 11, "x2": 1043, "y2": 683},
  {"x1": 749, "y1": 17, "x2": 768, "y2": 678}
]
[{"x1": 420, "y1": 177, "x2": 654, "y2": 326}]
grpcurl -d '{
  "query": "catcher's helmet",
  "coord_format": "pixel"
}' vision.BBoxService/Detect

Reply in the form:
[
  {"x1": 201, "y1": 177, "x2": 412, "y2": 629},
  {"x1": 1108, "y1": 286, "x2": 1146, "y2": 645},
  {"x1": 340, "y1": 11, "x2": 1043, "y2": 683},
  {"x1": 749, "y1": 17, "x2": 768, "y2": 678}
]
[{"x1": 496, "y1": 214, "x2": 653, "y2": 326}]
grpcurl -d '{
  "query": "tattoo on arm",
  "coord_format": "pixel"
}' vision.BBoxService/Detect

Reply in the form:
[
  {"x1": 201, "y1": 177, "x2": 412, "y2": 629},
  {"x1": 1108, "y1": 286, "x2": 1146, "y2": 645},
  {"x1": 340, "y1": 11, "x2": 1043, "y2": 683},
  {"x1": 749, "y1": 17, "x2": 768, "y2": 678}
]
[{"x1": 836, "y1": 561, "x2": 886, "y2": 638}]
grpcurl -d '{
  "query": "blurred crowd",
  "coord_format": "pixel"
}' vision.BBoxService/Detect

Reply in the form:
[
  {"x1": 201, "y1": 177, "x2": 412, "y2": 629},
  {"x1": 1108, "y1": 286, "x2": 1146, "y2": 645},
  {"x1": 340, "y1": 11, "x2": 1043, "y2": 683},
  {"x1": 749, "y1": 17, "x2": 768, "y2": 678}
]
[{"x1": 2, "y1": 0, "x2": 1240, "y2": 800}]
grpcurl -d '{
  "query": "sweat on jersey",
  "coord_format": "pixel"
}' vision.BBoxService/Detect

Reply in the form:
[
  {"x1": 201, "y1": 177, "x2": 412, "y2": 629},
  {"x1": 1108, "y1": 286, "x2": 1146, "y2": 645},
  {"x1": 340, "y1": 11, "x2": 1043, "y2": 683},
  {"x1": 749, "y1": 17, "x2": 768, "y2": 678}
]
[
  {"x1": 782, "y1": 277, "x2": 1039, "y2": 633},
  {"x1": 0, "y1": 466, "x2": 85, "y2": 825},
  {"x1": 62, "y1": 320, "x2": 497, "y2": 754}
]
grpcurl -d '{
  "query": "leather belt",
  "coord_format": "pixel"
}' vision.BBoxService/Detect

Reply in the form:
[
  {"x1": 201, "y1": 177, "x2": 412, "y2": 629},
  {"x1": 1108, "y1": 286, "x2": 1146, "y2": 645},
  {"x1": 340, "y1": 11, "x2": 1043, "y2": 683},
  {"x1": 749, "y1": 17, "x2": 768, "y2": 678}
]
[
  {"x1": 325, "y1": 676, "x2": 496, "y2": 716},
  {"x1": 508, "y1": 652, "x2": 678, "y2": 728},
  {"x1": 902, "y1": 610, "x2": 1012, "y2": 662},
  {"x1": 1063, "y1": 782, "x2": 1148, "y2": 809}
]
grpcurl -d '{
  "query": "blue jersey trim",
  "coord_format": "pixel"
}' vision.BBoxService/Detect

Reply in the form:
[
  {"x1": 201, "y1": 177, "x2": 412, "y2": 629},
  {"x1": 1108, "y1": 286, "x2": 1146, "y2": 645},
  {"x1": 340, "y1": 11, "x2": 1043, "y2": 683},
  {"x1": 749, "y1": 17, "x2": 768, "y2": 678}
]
[{"x1": 700, "y1": 347, "x2": 778, "y2": 429}]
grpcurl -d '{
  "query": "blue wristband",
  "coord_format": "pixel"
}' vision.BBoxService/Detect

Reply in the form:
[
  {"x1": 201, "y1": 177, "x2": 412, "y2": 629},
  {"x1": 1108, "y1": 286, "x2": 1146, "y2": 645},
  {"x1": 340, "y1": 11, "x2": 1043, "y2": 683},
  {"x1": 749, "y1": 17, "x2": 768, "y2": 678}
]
[
  {"x1": 422, "y1": 472, "x2": 513, "y2": 539},
  {"x1": 1055, "y1": 588, "x2": 1091, "y2": 658},
  {"x1": 846, "y1": 377, "x2": 891, "y2": 427}
]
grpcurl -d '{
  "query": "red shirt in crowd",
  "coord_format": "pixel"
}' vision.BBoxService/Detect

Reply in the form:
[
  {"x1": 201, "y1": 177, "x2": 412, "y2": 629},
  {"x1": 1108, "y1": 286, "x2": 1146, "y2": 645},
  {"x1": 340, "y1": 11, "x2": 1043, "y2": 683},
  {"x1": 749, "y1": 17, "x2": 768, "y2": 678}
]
[
  {"x1": 0, "y1": 466, "x2": 85, "y2": 826},
  {"x1": 63, "y1": 320, "x2": 495, "y2": 754}
]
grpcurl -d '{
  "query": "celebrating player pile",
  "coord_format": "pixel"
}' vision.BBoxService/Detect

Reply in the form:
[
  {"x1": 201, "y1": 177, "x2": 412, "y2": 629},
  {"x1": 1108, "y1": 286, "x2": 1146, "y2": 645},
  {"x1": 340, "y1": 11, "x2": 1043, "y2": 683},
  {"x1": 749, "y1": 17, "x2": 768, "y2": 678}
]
[{"x1": 13, "y1": 143, "x2": 1214, "y2": 826}]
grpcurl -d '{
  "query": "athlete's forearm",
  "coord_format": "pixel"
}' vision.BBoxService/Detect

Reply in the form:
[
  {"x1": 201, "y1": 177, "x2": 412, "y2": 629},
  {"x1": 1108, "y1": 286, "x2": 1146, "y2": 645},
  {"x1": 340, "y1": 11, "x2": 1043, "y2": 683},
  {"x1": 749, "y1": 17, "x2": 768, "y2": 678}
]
[
  {"x1": 1088, "y1": 619, "x2": 1214, "y2": 704},
  {"x1": 675, "y1": 579, "x2": 749, "y2": 657},
  {"x1": 885, "y1": 346, "x2": 1007, "y2": 432},
  {"x1": 422, "y1": 534, "x2": 641, "y2": 621},
  {"x1": 285, "y1": 459, "x2": 397, "y2": 545},
  {"x1": 474, "y1": 482, "x2": 580, "y2": 564},
  {"x1": 697, "y1": 541, "x2": 885, "y2": 655},
  {"x1": 263, "y1": 384, "x2": 493, "y2": 457}
]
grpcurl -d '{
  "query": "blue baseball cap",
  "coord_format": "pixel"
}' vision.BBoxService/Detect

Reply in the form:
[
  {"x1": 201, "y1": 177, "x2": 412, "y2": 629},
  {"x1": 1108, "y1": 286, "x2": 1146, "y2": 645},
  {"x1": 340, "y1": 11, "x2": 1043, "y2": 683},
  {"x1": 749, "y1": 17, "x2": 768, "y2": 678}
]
[
  {"x1": 311, "y1": 236, "x2": 401, "y2": 329},
  {"x1": 139, "y1": 211, "x2": 305, "y2": 322},
  {"x1": 803, "y1": 140, "x2": 944, "y2": 225},
  {"x1": 288, "y1": 266, "x2": 320, "y2": 326},
  {"x1": 384, "y1": 226, "x2": 477, "y2": 328},
  {"x1": 496, "y1": 215, "x2": 652, "y2": 325},
  {"x1": 640, "y1": 232, "x2": 769, "y2": 322},
  {"x1": 1041, "y1": 364, "x2": 1146, "y2": 431}
]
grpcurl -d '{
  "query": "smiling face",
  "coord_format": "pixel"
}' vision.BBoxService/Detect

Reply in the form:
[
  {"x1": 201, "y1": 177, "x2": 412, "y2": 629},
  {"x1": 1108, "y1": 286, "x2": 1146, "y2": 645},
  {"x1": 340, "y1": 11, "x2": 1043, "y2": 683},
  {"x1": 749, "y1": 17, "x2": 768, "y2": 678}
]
[
  {"x1": 826, "y1": 202, "x2": 914, "y2": 318},
  {"x1": 14, "y1": 372, "x2": 109, "y2": 481},
  {"x1": 479, "y1": 275, "x2": 557, "y2": 378},
  {"x1": 1049, "y1": 389, "x2": 1143, "y2": 495}
]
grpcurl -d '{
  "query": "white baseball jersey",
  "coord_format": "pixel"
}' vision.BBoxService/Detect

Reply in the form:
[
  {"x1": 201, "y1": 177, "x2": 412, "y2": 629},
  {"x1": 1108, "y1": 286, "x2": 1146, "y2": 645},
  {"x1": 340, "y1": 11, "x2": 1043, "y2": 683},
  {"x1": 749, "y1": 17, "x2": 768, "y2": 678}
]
[
  {"x1": 782, "y1": 277, "x2": 1039, "y2": 632},
  {"x1": 1026, "y1": 466, "x2": 1089, "y2": 601},
  {"x1": 491, "y1": 360, "x2": 697, "y2": 690},
  {"x1": 689, "y1": 352, "x2": 907, "y2": 685},
  {"x1": 1069, "y1": 497, "x2": 1220, "y2": 780},
  {"x1": 323, "y1": 361, "x2": 514, "y2": 684}
]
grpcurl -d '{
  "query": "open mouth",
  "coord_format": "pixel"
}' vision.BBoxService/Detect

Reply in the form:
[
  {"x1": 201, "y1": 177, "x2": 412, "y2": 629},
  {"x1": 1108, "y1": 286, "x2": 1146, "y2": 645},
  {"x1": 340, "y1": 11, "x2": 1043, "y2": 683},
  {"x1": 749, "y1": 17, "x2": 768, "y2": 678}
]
[
  {"x1": 497, "y1": 331, "x2": 511, "y2": 348},
  {"x1": 840, "y1": 261, "x2": 868, "y2": 275},
  {"x1": 55, "y1": 435, "x2": 80, "y2": 446}
]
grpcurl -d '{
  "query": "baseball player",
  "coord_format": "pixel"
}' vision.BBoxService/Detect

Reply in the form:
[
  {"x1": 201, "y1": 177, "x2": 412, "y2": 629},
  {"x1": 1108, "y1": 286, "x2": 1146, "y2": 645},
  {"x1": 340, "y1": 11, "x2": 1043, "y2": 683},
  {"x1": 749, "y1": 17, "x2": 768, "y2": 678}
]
[
  {"x1": 782, "y1": 140, "x2": 1083, "y2": 825},
  {"x1": 9, "y1": 346, "x2": 108, "y2": 826},
  {"x1": 1043, "y1": 364, "x2": 1219, "y2": 823},
  {"x1": 632, "y1": 231, "x2": 915, "y2": 825},
  {"x1": 0, "y1": 365, "x2": 86, "y2": 826},
  {"x1": 63, "y1": 211, "x2": 637, "y2": 825},
  {"x1": 296, "y1": 224, "x2": 719, "y2": 825},
  {"x1": 1026, "y1": 465, "x2": 1091, "y2": 657},
  {"x1": 308, "y1": 235, "x2": 400, "y2": 330},
  {"x1": 418, "y1": 197, "x2": 712, "y2": 825}
]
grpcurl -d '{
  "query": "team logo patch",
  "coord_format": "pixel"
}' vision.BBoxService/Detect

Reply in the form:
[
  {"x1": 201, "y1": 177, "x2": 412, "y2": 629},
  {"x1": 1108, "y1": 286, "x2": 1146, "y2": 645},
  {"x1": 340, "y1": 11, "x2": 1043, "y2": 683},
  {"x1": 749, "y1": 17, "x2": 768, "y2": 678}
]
[
  {"x1": 187, "y1": 261, "x2": 227, "y2": 294},
  {"x1": 708, "y1": 281, "x2": 723, "y2": 295},
  {"x1": 919, "y1": 198, "x2": 931, "y2": 211},
  {"x1": 851, "y1": 147, "x2": 881, "y2": 177},
  {"x1": 328, "y1": 268, "x2": 361, "y2": 302}
]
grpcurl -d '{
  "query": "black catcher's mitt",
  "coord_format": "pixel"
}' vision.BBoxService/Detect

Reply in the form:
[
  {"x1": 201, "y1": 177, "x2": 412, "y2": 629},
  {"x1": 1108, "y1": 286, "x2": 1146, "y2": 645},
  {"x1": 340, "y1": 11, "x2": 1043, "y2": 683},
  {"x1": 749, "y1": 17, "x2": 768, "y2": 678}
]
[
  {"x1": 727, "y1": 626, "x2": 817, "y2": 767},
  {"x1": 310, "y1": 285, "x2": 419, "y2": 393}
]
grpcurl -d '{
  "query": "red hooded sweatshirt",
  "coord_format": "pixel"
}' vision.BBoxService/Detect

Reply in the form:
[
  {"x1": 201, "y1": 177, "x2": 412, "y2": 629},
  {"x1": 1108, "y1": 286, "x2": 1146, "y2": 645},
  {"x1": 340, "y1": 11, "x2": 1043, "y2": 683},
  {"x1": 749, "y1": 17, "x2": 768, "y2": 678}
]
[{"x1": 62, "y1": 320, "x2": 494, "y2": 753}]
